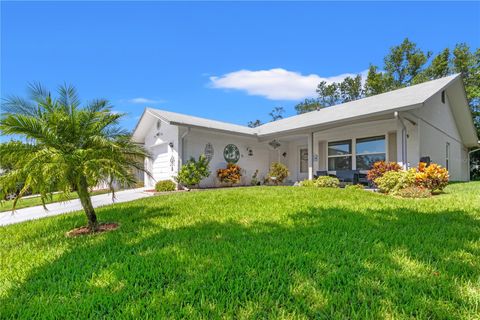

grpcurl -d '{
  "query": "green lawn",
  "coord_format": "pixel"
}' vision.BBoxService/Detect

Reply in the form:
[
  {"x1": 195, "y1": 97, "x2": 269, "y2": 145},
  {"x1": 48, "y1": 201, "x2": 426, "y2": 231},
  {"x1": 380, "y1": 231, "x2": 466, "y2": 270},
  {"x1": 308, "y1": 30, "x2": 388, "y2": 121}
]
[
  {"x1": 0, "y1": 189, "x2": 112, "y2": 212},
  {"x1": 1, "y1": 183, "x2": 479, "y2": 319}
]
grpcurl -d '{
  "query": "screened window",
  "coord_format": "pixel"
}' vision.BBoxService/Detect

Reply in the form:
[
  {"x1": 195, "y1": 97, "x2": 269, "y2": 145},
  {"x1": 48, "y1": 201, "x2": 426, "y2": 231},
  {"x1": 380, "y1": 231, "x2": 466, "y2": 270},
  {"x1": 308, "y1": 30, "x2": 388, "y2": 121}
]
[
  {"x1": 328, "y1": 140, "x2": 352, "y2": 170},
  {"x1": 356, "y1": 136, "x2": 386, "y2": 170}
]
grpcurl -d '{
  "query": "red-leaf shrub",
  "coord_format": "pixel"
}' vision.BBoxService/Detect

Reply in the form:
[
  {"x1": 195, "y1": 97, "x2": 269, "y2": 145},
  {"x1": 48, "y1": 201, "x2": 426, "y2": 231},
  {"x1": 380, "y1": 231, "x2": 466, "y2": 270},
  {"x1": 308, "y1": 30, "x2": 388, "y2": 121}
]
[
  {"x1": 217, "y1": 163, "x2": 242, "y2": 186},
  {"x1": 415, "y1": 162, "x2": 449, "y2": 192},
  {"x1": 367, "y1": 161, "x2": 402, "y2": 183}
]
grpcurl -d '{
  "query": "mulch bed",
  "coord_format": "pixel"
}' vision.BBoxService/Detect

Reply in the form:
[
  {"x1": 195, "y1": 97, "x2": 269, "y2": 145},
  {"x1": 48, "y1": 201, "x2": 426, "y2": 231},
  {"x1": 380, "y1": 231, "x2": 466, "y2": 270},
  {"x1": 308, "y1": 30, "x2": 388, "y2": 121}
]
[{"x1": 65, "y1": 223, "x2": 119, "y2": 237}]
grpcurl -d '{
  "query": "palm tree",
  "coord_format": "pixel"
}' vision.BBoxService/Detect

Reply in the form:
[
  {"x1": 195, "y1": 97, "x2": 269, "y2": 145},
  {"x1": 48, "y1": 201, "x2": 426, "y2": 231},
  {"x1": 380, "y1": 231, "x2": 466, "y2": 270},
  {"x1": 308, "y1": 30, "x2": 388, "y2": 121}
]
[{"x1": 0, "y1": 84, "x2": 149, "y2": 231}]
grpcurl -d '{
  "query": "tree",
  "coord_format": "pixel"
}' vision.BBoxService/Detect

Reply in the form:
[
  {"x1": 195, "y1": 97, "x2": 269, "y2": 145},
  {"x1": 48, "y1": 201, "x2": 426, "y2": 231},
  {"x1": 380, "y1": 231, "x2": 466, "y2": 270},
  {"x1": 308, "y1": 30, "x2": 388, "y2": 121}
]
[
  {"x1": 294, "y1": 98, "x2": 322, "y2": 114},
  {"x1": 0, "y1": 84, "x2": 149, "y2": 231},
  {"x1": 364, "y1": 65, "x2": 394, "y2": 97},
  {"x1": 339, "y1": 75, "x2": 363, "y2": 102},
  {"x1": 247, "y1": 119, "x2": 263, "y2": 128},
  {"x1": 424, "y1": 48, "x2": 451, "y2": 80},
  {"x1": 316, "y1": 81, "x2": 340, "y2": 107},
  {"x1": 383, "y1": 38, "x2": 431, "y2": 87},
  {"x1": 269, "y1": 107, "x2": 285, "y2": 121}
]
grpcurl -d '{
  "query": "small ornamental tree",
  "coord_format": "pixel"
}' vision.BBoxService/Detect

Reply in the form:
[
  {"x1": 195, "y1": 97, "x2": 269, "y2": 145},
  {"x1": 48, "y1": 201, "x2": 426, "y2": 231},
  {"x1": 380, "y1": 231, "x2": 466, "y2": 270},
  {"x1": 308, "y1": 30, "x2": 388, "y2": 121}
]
[
  {"x1": 217, "y1": 163, "x2": 242, "y2": 186},
  {"x1": 266, "y1": 162, "x2": 289, "y2": 185},
  {"x1": 175, "y1": 155, "x2": 210, "y2": 188},
  {"x1": 0, "y1": 84, "x2": 149, "y2": 231}
]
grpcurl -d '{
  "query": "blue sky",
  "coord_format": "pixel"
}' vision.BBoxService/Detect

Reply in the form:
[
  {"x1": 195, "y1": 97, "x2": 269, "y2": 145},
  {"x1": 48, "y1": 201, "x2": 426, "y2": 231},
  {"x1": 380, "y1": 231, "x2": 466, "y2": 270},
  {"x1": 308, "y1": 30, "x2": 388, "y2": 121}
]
[{"x1": 1, "y1": 1, "x2": 479, "y2": 138}]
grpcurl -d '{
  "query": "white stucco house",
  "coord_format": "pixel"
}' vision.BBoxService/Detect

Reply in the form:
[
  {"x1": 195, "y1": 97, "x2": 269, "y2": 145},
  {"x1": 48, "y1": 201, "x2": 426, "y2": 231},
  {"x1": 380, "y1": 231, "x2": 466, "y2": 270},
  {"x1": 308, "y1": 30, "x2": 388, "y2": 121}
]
[{"x1": 132, "y1": 74, "x2": 479, "y2": 188}]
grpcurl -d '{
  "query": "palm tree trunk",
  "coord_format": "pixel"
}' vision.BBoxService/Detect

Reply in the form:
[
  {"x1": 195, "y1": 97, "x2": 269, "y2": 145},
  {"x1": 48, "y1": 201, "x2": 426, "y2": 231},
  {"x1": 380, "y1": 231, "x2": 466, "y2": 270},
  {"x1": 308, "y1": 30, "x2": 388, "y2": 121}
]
[{"x1": 77, "y1": 175, "x2": 98, "y2": 231}]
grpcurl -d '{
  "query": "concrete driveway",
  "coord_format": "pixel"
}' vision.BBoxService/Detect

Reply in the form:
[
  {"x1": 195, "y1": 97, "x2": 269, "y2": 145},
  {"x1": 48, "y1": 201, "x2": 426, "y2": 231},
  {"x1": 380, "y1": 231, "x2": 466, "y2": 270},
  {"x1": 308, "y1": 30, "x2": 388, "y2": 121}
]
[{"x1": 0, "y1": 188, "x2": 153, "y2": 227}]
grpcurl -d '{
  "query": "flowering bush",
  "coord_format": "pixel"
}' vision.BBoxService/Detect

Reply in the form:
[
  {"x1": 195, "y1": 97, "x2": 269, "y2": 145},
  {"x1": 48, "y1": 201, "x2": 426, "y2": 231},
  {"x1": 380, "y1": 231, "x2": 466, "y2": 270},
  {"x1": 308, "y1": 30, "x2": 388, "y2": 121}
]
[
  {"x1": 217, "y1": 163, "x2": 242, "y2": 186},
  {"x1": 415, "y1": 162, "x2": 449, "y2": 192},
  {"x1": 375, "y1": 162, "x2": 449, "y2": 195},
  {"x1": 374, "y1": 169, "x2": 416, "y2": 194},
  {"x1": 367, "y1": 161, "x2": 402, "y2": 184},
  {"x1": 396, "y1": 186, "x2": 431, "y2": 198},
  {"x1": 265, "y1": 162, "x2": 289, "y2": 185},
  {"x1": 155, "y1": 180, "x2": 176, "y2": 192}
]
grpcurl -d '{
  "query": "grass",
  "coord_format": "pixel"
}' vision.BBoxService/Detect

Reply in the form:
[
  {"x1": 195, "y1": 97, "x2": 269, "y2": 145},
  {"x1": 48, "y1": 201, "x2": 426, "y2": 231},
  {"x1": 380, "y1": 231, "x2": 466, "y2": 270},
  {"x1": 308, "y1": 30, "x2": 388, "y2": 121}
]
[
  {"x1": 0, "y1": 183, "x2": 479, "y2": 319},
  {"x1": 0, "y1": 189, "x2": 112, "y2": 212}
]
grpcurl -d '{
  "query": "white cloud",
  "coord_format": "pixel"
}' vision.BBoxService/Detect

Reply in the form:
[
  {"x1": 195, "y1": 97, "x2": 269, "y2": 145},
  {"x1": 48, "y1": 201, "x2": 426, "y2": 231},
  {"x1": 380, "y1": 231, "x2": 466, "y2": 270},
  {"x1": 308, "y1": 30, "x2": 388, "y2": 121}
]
[
  {"x1": 127, "y1": 97, "x2": 164, "y2": 104},
  {"x1": 209, "y1": 68, "x2": 368, "y2": 101}
]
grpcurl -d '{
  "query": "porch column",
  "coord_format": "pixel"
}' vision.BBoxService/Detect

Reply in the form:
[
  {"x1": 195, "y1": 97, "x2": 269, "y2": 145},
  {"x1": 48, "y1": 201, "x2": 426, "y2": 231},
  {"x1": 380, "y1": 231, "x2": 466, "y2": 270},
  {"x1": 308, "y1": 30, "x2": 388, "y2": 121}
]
[{"x1": 308, "y1": 132, "x2": 313, "y2": 180}]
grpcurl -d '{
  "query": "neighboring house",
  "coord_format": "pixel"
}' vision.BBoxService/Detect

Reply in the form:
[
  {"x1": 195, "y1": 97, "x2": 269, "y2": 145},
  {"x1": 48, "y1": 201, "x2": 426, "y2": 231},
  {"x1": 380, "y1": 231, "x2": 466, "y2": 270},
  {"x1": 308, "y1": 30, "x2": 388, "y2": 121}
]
[{"x1": 132, "y1": 74, "x2": 479, "y2": 187}]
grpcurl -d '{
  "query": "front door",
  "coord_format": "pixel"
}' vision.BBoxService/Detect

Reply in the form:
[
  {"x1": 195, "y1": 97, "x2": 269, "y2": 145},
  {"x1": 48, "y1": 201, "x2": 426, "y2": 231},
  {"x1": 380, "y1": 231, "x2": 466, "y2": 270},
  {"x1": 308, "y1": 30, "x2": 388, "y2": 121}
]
[{"x1": 298, "y1": 147, "x2": 308, "y2": 181}]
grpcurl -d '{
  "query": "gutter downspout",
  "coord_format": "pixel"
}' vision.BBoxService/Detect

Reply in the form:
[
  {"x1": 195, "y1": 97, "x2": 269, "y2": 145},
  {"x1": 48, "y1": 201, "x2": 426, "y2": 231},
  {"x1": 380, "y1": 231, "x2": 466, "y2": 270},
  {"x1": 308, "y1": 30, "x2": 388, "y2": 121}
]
[{"x1": 395, "y1": 111, "x2": 408, "y2": 169}]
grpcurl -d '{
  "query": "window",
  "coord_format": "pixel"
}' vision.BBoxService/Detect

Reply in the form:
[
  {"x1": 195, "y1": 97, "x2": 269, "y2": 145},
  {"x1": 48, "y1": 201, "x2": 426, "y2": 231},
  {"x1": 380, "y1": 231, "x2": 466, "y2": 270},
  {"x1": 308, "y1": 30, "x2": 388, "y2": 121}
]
[
  {"x1": 441, "y1": 90, "x2": 446, "y2": 104},
  {"x1": 328, "y1": 140, "x2": 352, "y2": 170},
  {"x1": 446, "y1": 142, "x2": 450, "y2": 170},
  {"x1": 356, "y1": 136, "x2": 386, "y2": 170}
]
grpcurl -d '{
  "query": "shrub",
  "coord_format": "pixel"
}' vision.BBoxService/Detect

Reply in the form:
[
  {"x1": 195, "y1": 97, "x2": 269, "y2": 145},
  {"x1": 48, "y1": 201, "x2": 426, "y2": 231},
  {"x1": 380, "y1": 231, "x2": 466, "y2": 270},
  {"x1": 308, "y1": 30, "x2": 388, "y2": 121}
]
[
  {"x1": 345, "y1": 184, "x2": 364, "y2": 190},
  {"x1": 396, "y1": 186, "x2": 431, "y2": 198},
  {"x1": 375, "y1": 169, "x2": 416, "y2": 194},
  {"x1": 217, "y1": 163, "x2": 242, "y2": 186},
  {"x1": 250, "y1": 170, "x2": 261, "y2": 186},
  {"x1": 265, "y1": 162, "x2": 289, "y2": 185},
  {"x1": 314, "y1": 176, "x2": 340, "y2": 188},
  {"x1": 155, "y1": 180, "x2": 176, "y2": 192},
  {"x1": 175, "y1": 155, "x2": 210, "y2": 188},
  {"x1": 298, "y1": 180, "x2": 316, "y2": 187},
  {"x1": 367, "y1": 161, "x2": 402, "y2": 184},
  {"x1": 415, "y1": 162, "x2": 449, "y2": 192}
]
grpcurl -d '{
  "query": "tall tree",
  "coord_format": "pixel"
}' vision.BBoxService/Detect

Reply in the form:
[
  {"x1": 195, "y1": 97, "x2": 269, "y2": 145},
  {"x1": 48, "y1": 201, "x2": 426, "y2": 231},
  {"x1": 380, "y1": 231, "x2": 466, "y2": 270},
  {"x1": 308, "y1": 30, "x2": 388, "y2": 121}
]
[
  {"x1": 0, "y1": 84, "x2": 149, "y2": 231},
  {"x1": 339, "y1": 75, "x2": 363, "y2": 102},
  {"x1": 364, "y1": 65, "x2": 394, "y2": 97},
  {"x1": 247, "y1": 119, "x2": 263, "y2": 128},
  {"x1": 269, "y1": 107, "x2": 285, "y2": 121},
  {"x1": 316, "y1": 81, "x2": 340, "y2": 107},
  {"x1": 383, "y1": 38, "x2": 431, "y2": 87},
  {"x1": 294, "y1": 98, "x2": 322, "y2": 114}
]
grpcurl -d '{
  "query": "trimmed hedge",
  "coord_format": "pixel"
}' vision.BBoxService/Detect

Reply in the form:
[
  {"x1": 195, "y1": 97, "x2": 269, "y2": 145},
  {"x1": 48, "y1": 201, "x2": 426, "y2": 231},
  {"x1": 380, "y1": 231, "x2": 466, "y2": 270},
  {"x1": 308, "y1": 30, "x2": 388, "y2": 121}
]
[{"x1": 155, "y1": 180, "x2": 176, "y2": 192}]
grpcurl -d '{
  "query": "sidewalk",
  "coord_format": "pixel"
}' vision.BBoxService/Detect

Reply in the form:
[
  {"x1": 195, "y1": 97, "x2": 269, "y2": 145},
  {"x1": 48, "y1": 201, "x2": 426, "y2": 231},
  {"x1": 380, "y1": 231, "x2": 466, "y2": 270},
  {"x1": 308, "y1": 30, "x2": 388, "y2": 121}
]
[{"x1": 0, "y1": 188, "x2": 153, "y2": 227}]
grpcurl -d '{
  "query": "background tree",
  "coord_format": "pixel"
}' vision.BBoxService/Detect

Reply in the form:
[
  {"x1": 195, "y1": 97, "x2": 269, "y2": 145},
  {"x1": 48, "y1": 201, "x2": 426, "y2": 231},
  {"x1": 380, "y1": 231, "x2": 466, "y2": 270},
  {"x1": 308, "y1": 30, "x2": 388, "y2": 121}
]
[
  {"x1": 316, "y1": 81, "x2": 340, "y2": 107},
  {"x1": 339, "y1": 75, "x2": 363, "y2": 102},
  {"x1": 383, "y1": 38, "x2": 431, "y2": 87},
  {"x1": 294, "y1": 98, "x2": 322, "y2": 114},
  {"x1": 269, "y1": 107, "x2": 285, "y2": 121},
  {"x1": 247, "y1": 119, "x2": 263, "y2": 128},
  {"x1": 364, "y1": 65, "x2": 394, "y2": 97},
  {"x1": 0, "y1": 84, "x2": 149, "y2": 231}
]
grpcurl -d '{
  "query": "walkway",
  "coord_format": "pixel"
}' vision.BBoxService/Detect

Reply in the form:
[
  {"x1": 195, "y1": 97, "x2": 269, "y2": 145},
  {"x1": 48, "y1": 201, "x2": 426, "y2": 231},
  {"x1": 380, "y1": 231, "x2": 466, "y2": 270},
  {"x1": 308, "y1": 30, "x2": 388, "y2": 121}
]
[{"x1": 0, "y1": 188, "x2": 153, "y2": 226}]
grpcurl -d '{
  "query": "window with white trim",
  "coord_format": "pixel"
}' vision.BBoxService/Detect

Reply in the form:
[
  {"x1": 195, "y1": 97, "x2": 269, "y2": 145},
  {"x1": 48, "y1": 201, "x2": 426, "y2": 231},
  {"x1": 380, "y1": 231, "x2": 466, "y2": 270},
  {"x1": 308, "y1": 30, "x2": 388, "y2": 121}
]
[
  {"x1": 355, "y1": 136, "x2": 386, "y2": 170},
  {"x1": 328, "y1": 140, "x2": 352, "y2": 170}
]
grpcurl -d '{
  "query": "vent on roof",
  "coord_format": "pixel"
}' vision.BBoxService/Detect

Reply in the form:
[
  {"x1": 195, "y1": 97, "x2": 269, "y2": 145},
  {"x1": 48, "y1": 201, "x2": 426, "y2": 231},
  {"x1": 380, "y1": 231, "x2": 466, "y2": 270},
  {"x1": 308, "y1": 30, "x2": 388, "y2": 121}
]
[{"x1": 441, "y1": 90, "x2": 446, "y2": 104}]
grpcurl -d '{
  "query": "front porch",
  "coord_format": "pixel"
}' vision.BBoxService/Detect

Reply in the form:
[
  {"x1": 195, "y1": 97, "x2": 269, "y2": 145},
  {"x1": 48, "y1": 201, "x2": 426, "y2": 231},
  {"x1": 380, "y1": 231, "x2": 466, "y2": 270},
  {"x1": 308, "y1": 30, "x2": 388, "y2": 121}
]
[{"x1": 263, "y1": 117, "x2": 411, "y2": 184}]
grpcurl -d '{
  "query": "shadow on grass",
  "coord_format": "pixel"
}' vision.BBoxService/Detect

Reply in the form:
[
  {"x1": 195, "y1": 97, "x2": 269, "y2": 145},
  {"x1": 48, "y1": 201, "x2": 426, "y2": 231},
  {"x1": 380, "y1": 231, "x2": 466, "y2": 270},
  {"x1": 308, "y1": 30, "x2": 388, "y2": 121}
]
[{"x1": 1, "y1": 201, "x2": 479, "y2": 319}]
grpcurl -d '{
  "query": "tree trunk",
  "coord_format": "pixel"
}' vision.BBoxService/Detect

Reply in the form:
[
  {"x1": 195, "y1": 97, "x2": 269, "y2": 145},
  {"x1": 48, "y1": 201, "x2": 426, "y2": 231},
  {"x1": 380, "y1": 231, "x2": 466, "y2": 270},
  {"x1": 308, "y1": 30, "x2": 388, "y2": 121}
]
[{"x1": 77, "y1": 175, "x2": 98, "y2": 231}]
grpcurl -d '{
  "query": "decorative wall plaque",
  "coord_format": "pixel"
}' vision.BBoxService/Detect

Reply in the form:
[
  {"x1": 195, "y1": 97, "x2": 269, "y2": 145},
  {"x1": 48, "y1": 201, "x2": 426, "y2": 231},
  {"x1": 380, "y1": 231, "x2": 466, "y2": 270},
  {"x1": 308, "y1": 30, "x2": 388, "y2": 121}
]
[
  {"x1": 223, "y1": 144, "x2": 240, "y2": 163},
  {"x1": 204, "y1": 143, "x2": 214, "y2": 161}
]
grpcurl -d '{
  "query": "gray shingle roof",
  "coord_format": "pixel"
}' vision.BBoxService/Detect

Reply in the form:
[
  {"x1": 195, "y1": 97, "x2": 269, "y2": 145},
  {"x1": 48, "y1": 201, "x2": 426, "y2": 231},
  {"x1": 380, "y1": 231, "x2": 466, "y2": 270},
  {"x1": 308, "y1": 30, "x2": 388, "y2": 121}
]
[
  {"x1": 256, "y1": 74, "x2": 460, "y2": 135},
  {"x1": 138, "y1": 74, "x2": 476, "y2": 144}
]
